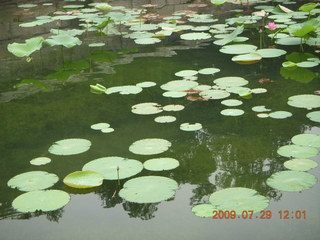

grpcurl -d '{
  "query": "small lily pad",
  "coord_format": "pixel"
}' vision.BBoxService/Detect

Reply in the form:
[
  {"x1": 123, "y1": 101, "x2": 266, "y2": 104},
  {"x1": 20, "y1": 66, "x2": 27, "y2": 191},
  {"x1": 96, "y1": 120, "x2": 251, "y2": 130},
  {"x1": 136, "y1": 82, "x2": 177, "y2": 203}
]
[
  {"x1": 129, "y1": 138, "x2": 172, "y2": 155},
  {"x1": 296, "y1": 61, "x2": 319, "y2": 68},
  {"x1": 284, "y1": 159, "x2": 318, "y2": 171},
  {"x1": 163, "y1": 104, "x2": 185, "y2": 112},
  {"x1": 119, "y1": 176, "x2": 178, "y2": 203},
  {"x1": 8, "y1": 171, "x2": 58, "y2": 192},
  {"x1": 48, "y1": 138, "x2": 91, "y2": 156},
  {"x1": 192, "y1": 204, "x2": 217, "y2": 218},
  {"x1": 30, "y1": 157, "x2": 51, "y2": 166},
  {"x1": 251, "y1": 88, "x2": 267, "y2": 94},
  {"x1": 154, "y1": 116, "x2": 177, "y2": 123},
  {"x1": 277, "y1": 144, "x2": 319, "y2": 158},
  {"x1": 175, "y1": 70, "x2": 198, "y2": 77},
  {"x1": 91, "y1": 123, "x2": 110, "y2": 130},
  {"x1": 88, "y1": 43, "x2": 105, "y2": 47},
  {"x1": 134, "y1": 38, "x2": 161, "y2": 45},
  {"x1": 288, "y1": 94, "x2": 320, "y2": 109},
  {"x1": 163, "y1": 91, "x2": 187, "y2": 98},
  {"x1": 101, "y1": 128, "x2": 114, "y2": 133},
  {"x1": 180, "y1": 32, "x2": 211, "y2": 40},
  {"x1": 131, "y1": 102, "x2": 163, "y2": 115},
  {"x1": 269, "y1": 111, "x2": 292, "y2": 119},
  {"x1": 221, "y1": 99, "x2": 243, "y2": 107},
  {"x1": 291, "y1": 134, "x2": 320, "y2": 148},
  {"x1": 306, "y1": 111, "x2": 320, "y2": 123},
  {"x1": 232, "y1": 53, "x2": 262, "y2": 64},
  {"x1": 252, "y1": 106, "x2": 271, "y2": 112},
  {"x1": 161, "y1": 80, "x2": 198, "y2": 92},
  {"x1": 221, "y1": 109, "x2": 244, "y2": 116},
  {"x1": 12, "y1": 190, "x2": 70, "y2": 213},
  {"x1": 136, "y1": 81, "x2": 156, "y2": 88},
  {"x1": 199, "y1": 89, "x2": 230, "y2": 99},
  {"x1": 63, "y1": 170, "x2": 104, "y2": 188},
  {"x1": 266, "y1": 171, "x2": 317, "y2": 192},
  {"x1": 180, "y1": 123, "x2": 203, "y2": 131},
  {"x1": 144, "y1": 158, "x2": 179, "y2": 171},
  {"x1": 198, "y1": 68, "x2": 220, "y2": 75},
  {"x1": 257, "y1": 113, "x2": 269, "y2": 118}
]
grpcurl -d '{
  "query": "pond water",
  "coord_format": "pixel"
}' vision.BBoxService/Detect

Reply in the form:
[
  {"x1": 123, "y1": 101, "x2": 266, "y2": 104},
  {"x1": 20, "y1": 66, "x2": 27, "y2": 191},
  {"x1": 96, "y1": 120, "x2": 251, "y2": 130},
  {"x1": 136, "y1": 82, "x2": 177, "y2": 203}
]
[{"x1": 0, "y1": 0, "x2": 319, "y2": 239}]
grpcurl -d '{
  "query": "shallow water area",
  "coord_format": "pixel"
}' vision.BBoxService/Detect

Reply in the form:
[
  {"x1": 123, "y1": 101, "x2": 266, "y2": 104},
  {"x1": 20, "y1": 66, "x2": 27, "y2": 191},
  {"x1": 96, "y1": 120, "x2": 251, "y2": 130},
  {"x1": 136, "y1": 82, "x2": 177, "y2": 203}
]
[{"x1": 0, "y1": 0, "x2": 319, "y2": 239}]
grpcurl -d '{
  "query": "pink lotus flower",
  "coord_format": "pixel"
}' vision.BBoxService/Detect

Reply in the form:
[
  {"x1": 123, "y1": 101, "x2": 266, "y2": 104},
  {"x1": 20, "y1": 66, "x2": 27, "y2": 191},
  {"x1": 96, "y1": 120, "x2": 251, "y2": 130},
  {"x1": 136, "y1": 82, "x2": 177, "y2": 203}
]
[{"x1": 268, "y1": 22, "x2": 277, "y2": 30}]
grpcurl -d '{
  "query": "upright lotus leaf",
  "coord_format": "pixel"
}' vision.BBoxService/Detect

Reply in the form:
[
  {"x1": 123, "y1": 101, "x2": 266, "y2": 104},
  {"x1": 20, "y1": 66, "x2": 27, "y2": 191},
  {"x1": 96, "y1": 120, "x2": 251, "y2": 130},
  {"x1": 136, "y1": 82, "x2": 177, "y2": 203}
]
[
  {"x1": 45, "y1": 34, "x2": 82, "y2": 48},
  {"x1": 213, "y1": 26, "x2": 244, "y2": 46},
  {"x1": 307, "y1": 111, "x2": 320, "y2": 123},
  {"x1": 30, "y1": 157, "x2": 51, "y2": 166},
  {"x1": 48, "y1": 138, "x2": 91, "y2": 156},
  {"x1": 209, "y1": 187, "x2": 269, "y2": 215},
  {"x1": 82, "y1": 157, "x2": 143, "y2": 180},
  {"x1": 287, "y1": 94, "x2": 320, "y2": 109},
  {"x1": 192, "y1": 204, "x2": 218, "y2": 218},
  {"x1": 266, "y1": 171, "x2": 317, "y2": 192},
  {"x1": 12, "y1": 190, "x2": 70, "y2": 213},
  {"x1": 63, "y1": 170, "x2": 104, "y2": 188},
  {"x1": 291, "y1": 133, "x2": 320, "y2": 148},
  {"x1": 284, "y1": 159, "x2": 318, "y2": 171},
  {"x1": 131, "y1": 102, "x2": 163, "y2": 115},
  {"x1": 180, "y1": 123, "x2": 203, "y2": 131},
  {"x1": 8, "y1": 171, "x2": 58, "y2": 192},
  {"x1": 129, "y1": 138, "x2": 172, "y2": 155},
  {"x1": 286, "y1": 19, "x2": 319, "y2": 38},
  {"x1": 7, "y1": 37, "x2": 44, "y2": 57},
  {"x1": 119, "y1": 176, "x2": 178, "y2": 203},
  {"x1": 277, "y1": 144, "x2": 319, "y2": 158},
  {"x1": 144, "y1": 158, "x2": 179, "y2": 171},
  {"x1": 299, "y1": 3, "x2": 319, "y2": 12}
]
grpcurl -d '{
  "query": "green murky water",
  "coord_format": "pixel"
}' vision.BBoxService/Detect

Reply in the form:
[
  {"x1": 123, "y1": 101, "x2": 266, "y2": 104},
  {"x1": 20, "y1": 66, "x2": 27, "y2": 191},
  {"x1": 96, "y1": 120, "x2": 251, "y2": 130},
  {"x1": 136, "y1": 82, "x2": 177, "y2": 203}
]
[{"x1": 0, "y1": 0, "x2": 319, "y2": 239}]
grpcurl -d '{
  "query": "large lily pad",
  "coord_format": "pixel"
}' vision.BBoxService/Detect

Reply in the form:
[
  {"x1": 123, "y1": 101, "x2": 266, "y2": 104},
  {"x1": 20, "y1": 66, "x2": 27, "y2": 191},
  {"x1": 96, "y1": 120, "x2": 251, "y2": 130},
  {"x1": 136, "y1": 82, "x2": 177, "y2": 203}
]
[
  {"x1": 161, "y1": 80, "x2": 198, "y2": 92},
  {"x1": 144, "y1": 158, "x2": 179, "y2": 171},
  {"x1": 266, "y1": 171, "x2": 317, "y2": 192},
  {"x1": 307, "y1": 111, "x2": 320, "y2": 123},
  {"x1": 291, "y1": 133, "x2": 320, "y2": 148},
  {"x1": 82, "y1": 157, "x2": 143, "y2": 180},
  {"x1": 277, "y1": 144, "x2": 319, "y2": 158},
  {"x1": 12, "y1": 190, "x2": 70, "y2": 213},
  {"x1": 131, "y1": 102, "x2": 163, "y2": 115},
  {"x1": 48, "y1": 138, "x2": 91, "y2": 156},
  {"x1": 219, "y1": 44, "x2": 258, "y2": 55},
  {"x1": 119, "y1": 176, "x2": 178, "y2": 203},
  {"x1": 129, "y1": 138, "x2": 172, "y2": 155},
  {"x1": 255, "y1": 48, "x2": 287, "y2": 58},
  {"x1": 214, "y1": 76, "x2": 248, "y2": 87},
  {"x1": 209, "y1": 187, "x2": 269, "y2": 214},
  {"x1": 284, "y1": 159, "x2": 318, "y2": 171},
  {"x1": 63, "y1": 170, "x2": 104, "y2": 188},
  {"x1": 287, "y1": 94, "x2": 320, "y2": 109},
  {"x1": 199, "y1": 89, "x2": 230, "y2": 99},
  {"x1": 8, "y1": 171, "x2": 58, "y2": 192},
  {"x1": 192, "y1": 204, "x2": 217, "y2": 218}
]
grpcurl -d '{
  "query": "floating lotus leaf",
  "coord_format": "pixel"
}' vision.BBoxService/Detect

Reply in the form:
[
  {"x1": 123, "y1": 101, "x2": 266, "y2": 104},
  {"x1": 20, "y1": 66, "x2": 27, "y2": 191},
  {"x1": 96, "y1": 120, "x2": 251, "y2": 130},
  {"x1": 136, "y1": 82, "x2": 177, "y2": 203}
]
[
  {"x1": 255, "y1": 48, "x2": 287, "y2": 58},
  {"x1": 124, "y1": 31, "x2": 154, "y2": 39},
  {"x1": 198, "y1": 68, "x2": 221, "y2": 75},
  {"x1": 63, "y1": 170, "x2": 104, "y2": 188},
  {"x1": 134, "y1": 38, "x2": 161, "y2": 45},
  {"x1": 219, "y1": 44, "x2": 258, "y2": 55},
  {"x1": 232, "y1": 53, "x2": 262, "y2": 64},
  {"x1": 287, "y1": 94, "x2": 320, "y2": 109},
  {"x1": 180, "y1": 123, "x2": 203, "y2": 131},
  {"x1": 266, "y1": 171, "x2": 317, "y2": 192},
  {"x1": 130, "y1": 24, "x2": 159, "y2": 31},
  {"x1": 131, "y1": 102, "x2": 163, "y2": 115},
  {"x1": 101, "y1": 128, "x2": 114, "y2": 133},
  {"x1": 213, "y1": 26, "x2": 244, "y2": 46},
  {"x1": 296, "y1": 61, "x2": 319, "y2": 68},
  {"x1": 269, "y1": 111, "x2": 292, "y2": 119},
  {"x1": 192, "y1": 26, "x2": 211, "y2": 31},
  {"x1": 105, "y1": 85, "x2": 143, "y2": 95},
  {"x1": 12, "y1": 190, "x2": 70, "y2": 213},
  {"x1": 129, "y1": 138, "x2": 171, "y2": 155},
  {"x1": 63, "y1": 5, "x2": 84, "y2": 9},
  {"x1": 8, "y1": 171, "x2": 58, "y2": 192},
  {"x1": 51, "y1": 15, "x2": 78, "y2": 21},
  {"x1": 221, "y1": 109, "x2": 244, "y2": 116},
  {"x1": 257, "y1": 113, "x2": 269, "y2": 118},
  {"x1": 48, "y1": 138, "x2": 91, "y2": 156},
  {"x1": 144, "y1": 158, "x2": 179, "y2": 171},
  {"x1": 221, "y1": 99, "x2": 243, "y2": 107},
  {"x1": 214, "y1": 76, "x2": 248, "y2": 87},
  {"x1": 163, "y1": 91, "x2": 187, "y2": 98},
  {"x1": 284, "y1": 159, "x2": 318, "y2": 171},
  {"x1": 199, "y1": 89, "x2": 230, "y2": 99},
  {"x1": 136, "y1": 81, "x2": 156, "y2": 88},
  {"x1": 91, "y1": 123, "x2": 110, "y2": 130},
  {"x1": 163, "y1": 104, "x2": 185, "y2": 112},
  {"x1": 83, "y1": 157, "x2": 143, "y2": 180},
  {"x1": 226, "y1": 87, "x2": 251, "y2": 95},
  {"x1": 30, "y1": 157, "x2": 51, "y2": 166},
  {"x1": 119, "y1": 176, "x2": 178, "y2": 203},
  {"x1": 89, "y1": 43, "x2": 105, "y2": 47},
  {"x1": 194, "y1": 85, "x2": 212, "y2": 91},
  {"x1": 175, "y1": 70, "x2": 198, "y2": 77},
  {"x1": 7, "y1": 37, "x2": 44, "y2": 57},
  {"x1": 306, "y1": 111, "x2": 320, "y2": 123},
  {"x1": 282, "y1": 61, "x2": 296, "y2": 68},
  {"x1": 291, "y1": 134, "x2": 320, "y2": 148},
  {"x1": 276, "y1": 37, "x2": 302, "y2": 46},
  {"x1": 252, "y1": 106, "x2": 271, "y2": 112},
  {"x1": 277, "y1": 144, "x2": 319, "y2": 158},
  {"x1": 209, "y1": 187, "x2": 269, "y2": 215},
  {"x1": 45, "y1": 34, "x2": 82, "y2": 48},
  {"x1": 251, "y1": 88, "x2": 267, "y2": 94},
  {"x1": 180, "y1": 32, "x2": 211, "y2": 40},
  {"x1": 192, "y1": 204, "x2": 217, "y2": 218},
  {"x1": 161, "y1": 80, "x2": 198, "y2": 91},
  {"x1": 154, "y1": 116, "x2": 176, "y2": 123}
]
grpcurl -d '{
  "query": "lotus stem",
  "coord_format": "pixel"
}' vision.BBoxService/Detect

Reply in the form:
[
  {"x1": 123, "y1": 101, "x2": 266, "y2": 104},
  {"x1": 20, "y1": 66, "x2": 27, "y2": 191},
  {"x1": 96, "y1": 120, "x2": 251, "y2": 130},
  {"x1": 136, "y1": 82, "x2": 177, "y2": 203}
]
[{"x1": 117, "y1": 166, "x2": 120, "y2": 186}]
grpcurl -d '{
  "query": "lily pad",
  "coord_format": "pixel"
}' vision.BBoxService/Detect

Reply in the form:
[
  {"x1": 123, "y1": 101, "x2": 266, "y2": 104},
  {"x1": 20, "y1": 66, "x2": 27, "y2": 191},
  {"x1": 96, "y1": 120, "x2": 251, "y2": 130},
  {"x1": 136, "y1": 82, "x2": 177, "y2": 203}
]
[
  {"x1": 291, "y1": 134, "x2": 320, "y2": 148},
  {"x1": 63, "y1": 170, "x2": 104, "y2": 188},
  {"x1": 134, "y1": 38, "x2": 161, "y2": 45},
  {"x1": 277, "y1": 144, "x2": 319, "y2": 158},
  {"x1": 119, "y1": 176, "x2": 178, "y2": 203},
  {"x1": 199, "y1": 89, "x2": 230, "y2": 99},
  {"x1": 46, "y1": 34, "x2": 82, "y2": 48},
  {"x1": 284, "y1": 159, "x2": 318, "y2": 171},
  {"x1": 180, "y1": 123, "x2": 203, "y2": 131},
  {"x1": 8, "y1": 171, "x2": 58, "y2": 192},
  {"x1": 91, "y1": 123, "x2": 110, "y2": 130},
  {"x1": 163, "y1": 91, "x2": 187, "y2": 98},
  {"x1": 175, "y1": 70, "x2": 198, "y2": 77},
  {"x1": 131, "y1": 102, "x2": 163, "y2": 115},
  {"x1": 101, "y1": 128, "x2": 114, "y2": 133},
  {"x1": 252, "y1": 106, "x2": 271, "y2": 112},
  {"x1": 306, "y1": 111, "x2": 320, "y2": 123},
  {"x1": 136, "y1": 81, "x2": 156, "y2": 88},
  {"x1": 209, "y1": 187, "x2": 269, "y2": 215},
  {"x1": 221, "y1": 109, "x2": 244, "y2": 116},
  {"x1": 232, "y1": 53, "x2": 262, "y2": 64},
  {"x1": 30, "y1": 157, "x2": 51, "y2": 166},
  {"x1": 82, "y1": 157, "x2": 143, "y2": 180},
  {"x1": 161, "y1": 80, "x2": 198, "y2": 91},
  {"x1": 129, "y1": 138, "x2": 171, "y2": 155},
  {"x1": 180, "y1": 32, "x2": 211, "y2": 40},
  {"x1": 214, "y1": 76, "x2": 248, "y2": 87},
  {"x1": 219, "y1": 44, "x2": 258, "y2": 55},
  {"x1": 144, "y1": 158, "x2": 179, "y2": 171},
  {"x1": 251, "y1": 88, "x2": 267, "y2": 94},
  {"x1": 198, "y1": 68, "x2": 221, "y2": 75},
  {"x1": 154, "y1": 116, "x2": 177, "y2": 123},
  {"x1": 296, "y1": 61, "x2": 319, "y2": 68},
  {"x1": 88, "y1": 43, "x2": 105, "y2": 47},
  {"x1": 266, "y1": 171, "x2": 317, "y2": 192},
  {"x1": 255, "y1": 48, "x2": 287, "y2": 58},
  {"x1": 221, "y1": 99, "x2": 243, "y2": 107},
  {"x1": 12, "y1": 190, "x2": 70, "y2": 213},
  {"x1": 105, "y1": 85, "x2": 143, "y2": 95},
  {"x1": 163, "y1": 104, "x2": 185, "y2": 112},
  {"x1": 192, "y1": 204, "x2": 217, "y2": 218},
  {"x1": 48, "y1": 138, "x2": 91, "y2": 156},
  {"x1": 269, "y1": 111, "x2": 292, "y2": 119},
  {"x1": 287, "y1": 94, "x2": 320, "y2": 109}
]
